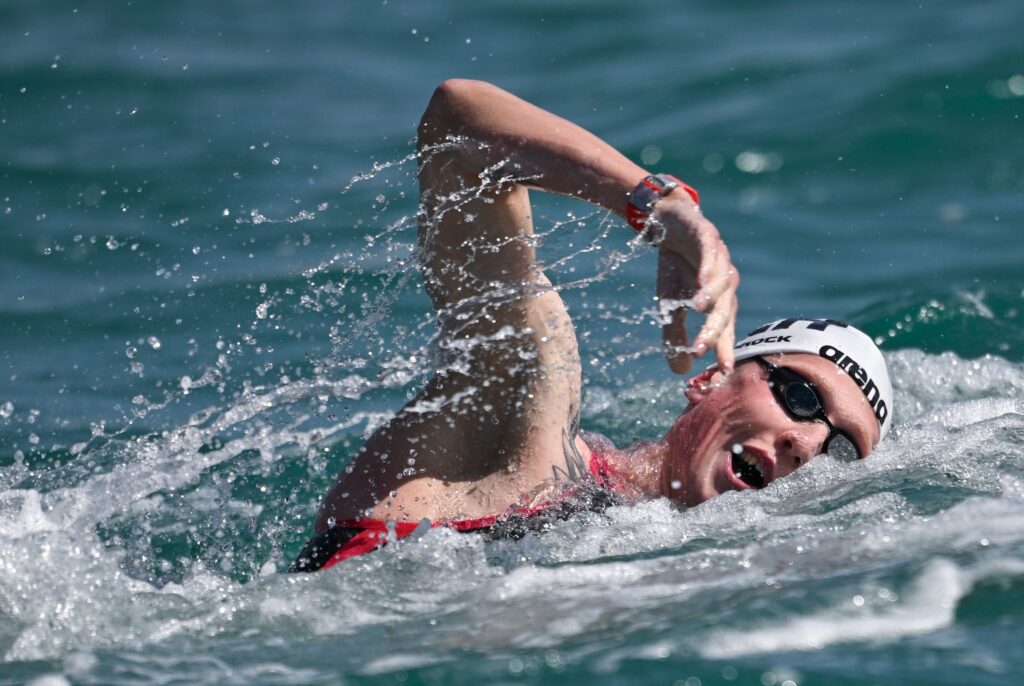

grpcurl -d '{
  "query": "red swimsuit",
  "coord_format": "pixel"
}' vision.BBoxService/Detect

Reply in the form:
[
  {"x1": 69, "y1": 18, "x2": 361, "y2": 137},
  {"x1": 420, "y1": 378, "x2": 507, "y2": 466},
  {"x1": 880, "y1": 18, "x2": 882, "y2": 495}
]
[{"x1": 289, "y1": 451, "x2": 618, "y2": 572}]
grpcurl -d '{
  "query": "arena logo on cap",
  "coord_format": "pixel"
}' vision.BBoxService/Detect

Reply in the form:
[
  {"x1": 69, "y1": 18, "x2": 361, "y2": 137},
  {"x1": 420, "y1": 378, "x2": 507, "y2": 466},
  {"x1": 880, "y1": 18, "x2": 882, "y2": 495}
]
[
  {"x1": 733, "y1": 318, "x2": 891, "y2": 433},
  {"x1": 819, "y1": 345, "x2": 889, "y2": 426}
]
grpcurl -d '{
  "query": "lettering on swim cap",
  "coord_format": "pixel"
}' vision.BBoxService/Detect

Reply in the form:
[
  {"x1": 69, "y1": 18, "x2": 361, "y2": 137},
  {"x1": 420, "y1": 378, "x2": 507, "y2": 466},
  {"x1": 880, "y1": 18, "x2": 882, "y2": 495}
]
[
  {"x1": 734, "y1": 334, "x2": 792, "y2": 350},
  {"x1": 745, "y1": 318, "x2": 849, "y2": 337},
  {"x1": 819, "y1": 345, "x2": 889, "y2": 426}
]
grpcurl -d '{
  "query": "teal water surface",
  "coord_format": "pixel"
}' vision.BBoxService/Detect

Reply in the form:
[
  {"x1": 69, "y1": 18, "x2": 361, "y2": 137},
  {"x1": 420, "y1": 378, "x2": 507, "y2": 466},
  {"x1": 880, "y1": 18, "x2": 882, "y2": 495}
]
[{"x1": 2, "y1": 1, "x2": 1024, "y2": 684}]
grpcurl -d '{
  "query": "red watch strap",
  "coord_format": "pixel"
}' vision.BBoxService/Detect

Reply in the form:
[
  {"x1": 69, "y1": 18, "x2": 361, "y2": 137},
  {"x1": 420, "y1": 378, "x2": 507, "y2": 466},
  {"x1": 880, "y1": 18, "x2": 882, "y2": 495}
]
[{"x1": 674, "y1": 177, "x2": 700, "y2": 205}]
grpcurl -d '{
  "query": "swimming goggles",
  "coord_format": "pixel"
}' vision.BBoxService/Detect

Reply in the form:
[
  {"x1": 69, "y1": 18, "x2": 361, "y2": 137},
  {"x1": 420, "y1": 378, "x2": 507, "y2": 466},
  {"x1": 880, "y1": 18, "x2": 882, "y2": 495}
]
[{"x1": 752, "y1": 356, "x2": 862, "y2": 461}]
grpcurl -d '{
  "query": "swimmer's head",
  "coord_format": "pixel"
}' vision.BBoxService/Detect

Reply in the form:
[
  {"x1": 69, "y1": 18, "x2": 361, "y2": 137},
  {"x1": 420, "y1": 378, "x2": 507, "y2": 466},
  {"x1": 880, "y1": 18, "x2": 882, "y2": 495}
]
[
  {"x1": 730, "y1": 318, "x2": 893, "y2": 441},
  {"x1": 661, "y1": 318, "x2": 892, "y2": 506}
]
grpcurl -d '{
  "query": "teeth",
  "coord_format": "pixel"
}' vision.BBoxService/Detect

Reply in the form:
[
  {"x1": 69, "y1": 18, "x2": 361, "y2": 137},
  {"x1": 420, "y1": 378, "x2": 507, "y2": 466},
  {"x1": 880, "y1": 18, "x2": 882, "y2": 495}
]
[
  {"x1": 731, "y1": 448, "x2": 767, "y2": 489},
  {"x1": 737, "y1": 450, "x2": 764, "y2": 478}
]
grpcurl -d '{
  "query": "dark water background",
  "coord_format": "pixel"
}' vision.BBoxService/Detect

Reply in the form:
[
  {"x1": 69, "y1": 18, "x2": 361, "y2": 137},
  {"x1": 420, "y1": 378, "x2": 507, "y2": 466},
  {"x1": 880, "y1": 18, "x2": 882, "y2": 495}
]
[{"x1": 2, "y1": 1, "x2": 1023, "y2": 684}]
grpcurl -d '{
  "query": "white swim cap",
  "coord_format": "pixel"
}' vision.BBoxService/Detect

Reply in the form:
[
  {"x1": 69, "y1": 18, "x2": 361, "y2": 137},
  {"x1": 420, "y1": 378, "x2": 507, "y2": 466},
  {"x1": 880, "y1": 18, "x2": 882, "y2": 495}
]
[{"x1": 733, "y1": 318, "x2": 893, "y2": 441}]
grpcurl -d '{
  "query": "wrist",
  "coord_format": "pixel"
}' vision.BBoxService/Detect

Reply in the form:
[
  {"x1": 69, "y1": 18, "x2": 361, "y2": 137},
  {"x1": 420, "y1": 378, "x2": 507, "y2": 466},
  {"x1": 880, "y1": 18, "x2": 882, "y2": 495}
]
[
  {"x1": 625, "y1": 174, "x2": 700, "y2": 233},
  {"x1": 665, "y1": 184, "x2": 700, "y2": 207}
]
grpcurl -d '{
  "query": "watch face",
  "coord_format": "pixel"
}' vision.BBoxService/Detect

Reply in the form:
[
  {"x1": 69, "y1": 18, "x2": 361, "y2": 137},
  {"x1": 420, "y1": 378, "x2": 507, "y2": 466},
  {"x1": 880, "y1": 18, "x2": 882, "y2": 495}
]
[
  {"x1": 632, "y1": 176, "x2": 673, "y2": 211},
  {"x1": 651, "y1": 174, "x2": 680, "y2": 194}
]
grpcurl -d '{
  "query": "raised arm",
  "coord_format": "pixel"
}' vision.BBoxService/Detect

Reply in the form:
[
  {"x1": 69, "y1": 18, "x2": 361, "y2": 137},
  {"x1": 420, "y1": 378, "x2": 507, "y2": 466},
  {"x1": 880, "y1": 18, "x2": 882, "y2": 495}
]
[
  {"x1": 316, "y1": 81, "x2": 739, "y2": 528},
  {"x1": 417, "y1": 78, "x2": 739, "y2": 372}
]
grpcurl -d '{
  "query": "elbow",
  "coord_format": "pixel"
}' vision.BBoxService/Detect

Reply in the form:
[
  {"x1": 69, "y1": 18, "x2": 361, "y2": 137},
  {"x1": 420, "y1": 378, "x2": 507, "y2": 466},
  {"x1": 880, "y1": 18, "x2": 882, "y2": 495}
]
[{"x1": 418, "y1": 78, "x2": 490, "y2": 149}]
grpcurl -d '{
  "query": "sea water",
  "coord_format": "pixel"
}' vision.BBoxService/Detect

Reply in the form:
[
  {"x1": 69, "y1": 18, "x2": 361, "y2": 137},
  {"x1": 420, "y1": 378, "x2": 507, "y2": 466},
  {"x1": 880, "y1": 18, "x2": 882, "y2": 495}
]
[{"x1": 2, "y1": 1, "x2": 1023, "y2": 684}]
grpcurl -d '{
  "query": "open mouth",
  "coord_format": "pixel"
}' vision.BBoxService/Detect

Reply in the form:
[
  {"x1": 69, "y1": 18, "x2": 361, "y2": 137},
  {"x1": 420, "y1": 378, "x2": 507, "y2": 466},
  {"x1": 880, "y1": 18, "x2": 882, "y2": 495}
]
[{"x1": 731, "y1": 449, "x2": 766, "y2": 489}]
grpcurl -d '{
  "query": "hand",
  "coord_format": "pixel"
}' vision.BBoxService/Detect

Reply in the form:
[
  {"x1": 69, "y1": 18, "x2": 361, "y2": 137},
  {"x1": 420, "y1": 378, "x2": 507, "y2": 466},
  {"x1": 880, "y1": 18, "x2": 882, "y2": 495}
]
[{"x1": 650, "y1": 193, "x2": 739, "y2": 374}]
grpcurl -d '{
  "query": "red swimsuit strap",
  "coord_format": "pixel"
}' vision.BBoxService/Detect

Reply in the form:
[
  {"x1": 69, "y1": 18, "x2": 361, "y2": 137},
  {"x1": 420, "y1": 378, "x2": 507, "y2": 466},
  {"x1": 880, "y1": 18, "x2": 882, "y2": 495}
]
[{"x1": 586, "y1": 449, "x2": 613, "y2": 489}]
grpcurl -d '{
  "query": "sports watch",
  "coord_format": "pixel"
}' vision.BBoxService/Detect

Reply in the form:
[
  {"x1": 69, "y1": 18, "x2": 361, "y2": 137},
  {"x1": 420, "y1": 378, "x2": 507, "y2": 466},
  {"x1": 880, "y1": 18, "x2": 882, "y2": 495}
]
[{"x1": 625, "y1": 173, "x2": 700, "y2": 234}]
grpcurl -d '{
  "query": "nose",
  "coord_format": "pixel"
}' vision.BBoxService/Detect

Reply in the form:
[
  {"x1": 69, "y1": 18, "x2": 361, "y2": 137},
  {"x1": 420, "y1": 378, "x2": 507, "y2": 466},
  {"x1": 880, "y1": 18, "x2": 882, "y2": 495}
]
[{"x1": 774, "y1": 421, "x2": 830, "y2": 476}]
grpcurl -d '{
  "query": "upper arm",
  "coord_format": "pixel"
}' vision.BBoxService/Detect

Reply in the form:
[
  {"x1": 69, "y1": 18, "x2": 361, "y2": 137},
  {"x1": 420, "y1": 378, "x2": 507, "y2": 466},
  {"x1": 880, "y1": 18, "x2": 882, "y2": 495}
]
[
  {"x1": 416, "y1": 79, "x2": 539, "y2": 319},
  {"x1": 416, "y1": 80, "x2": 582, "y2": 390},
  {"x1": 416, "y1": 78, "x2": 582, "y2": 444}
]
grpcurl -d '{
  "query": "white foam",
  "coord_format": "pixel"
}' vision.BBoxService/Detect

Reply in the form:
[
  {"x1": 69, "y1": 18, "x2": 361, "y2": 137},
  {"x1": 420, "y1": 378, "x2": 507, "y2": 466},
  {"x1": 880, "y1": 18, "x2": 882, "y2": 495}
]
[
  {"x1": 699, "y1": 554, "x2": 1024, "y2": 658},
  {"x1": 700, "y1": 558, "x2": 962, "y2": 656},
  {"x1": 0, "y1": 490, "x2": 58, "y2": 537},
  {"x1": 26, "y1": 676, "x2": 71, "y2": 686}
]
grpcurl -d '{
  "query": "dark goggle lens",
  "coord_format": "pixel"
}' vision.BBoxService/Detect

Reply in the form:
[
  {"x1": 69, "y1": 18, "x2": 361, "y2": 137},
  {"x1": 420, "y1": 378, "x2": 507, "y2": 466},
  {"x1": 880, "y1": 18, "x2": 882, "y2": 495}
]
[{"x1": 783, "y1": 383, "x2": 822, "y2": 418}]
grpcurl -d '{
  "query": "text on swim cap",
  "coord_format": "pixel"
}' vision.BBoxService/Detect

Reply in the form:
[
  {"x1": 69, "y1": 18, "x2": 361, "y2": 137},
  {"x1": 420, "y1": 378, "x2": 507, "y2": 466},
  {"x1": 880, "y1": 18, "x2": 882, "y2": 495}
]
[
  {"x1": 745, "y1": 318, "x2": 849, "y2": 337},
  {"x1": 735, "y1": 335, "x2": 792, "y2": 350},
  {"x1": 819, "y1": 345, "x2": 888, "y2": 426}
]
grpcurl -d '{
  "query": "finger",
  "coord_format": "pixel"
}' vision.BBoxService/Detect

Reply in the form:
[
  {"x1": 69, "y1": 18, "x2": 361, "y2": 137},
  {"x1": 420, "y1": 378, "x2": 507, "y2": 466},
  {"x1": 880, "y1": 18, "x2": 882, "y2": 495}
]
[
  {"x1": 657, "y1": 250, "x2": 697, "y2": 374},
  {"x1": 653, "y1": 207, "x2": 729, "y2": 310},
  {"x1": 692, "y1": 271, "x2": 739, "y2": 365},
  {"x1": 713, "y1": 292, "x2": 739, "y2": 373},
  {"x1": 665, "y1": 312, "x2": 693, "y2": 373},
  {"x1": 693, "y1": 235, "x2": 733, "y2": 312}
]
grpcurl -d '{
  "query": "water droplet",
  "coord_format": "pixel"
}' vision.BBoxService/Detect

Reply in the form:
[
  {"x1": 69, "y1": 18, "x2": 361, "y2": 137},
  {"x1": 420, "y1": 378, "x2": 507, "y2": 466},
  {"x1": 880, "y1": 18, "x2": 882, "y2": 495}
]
[
  {"x1": 640, "y1": 145, "x2": 663, "y2": 165},
  {"x1": 1009, "y1": 74, "x2": 1024, "y2": 97},
  {"x1": 670, "y1": 480, "x2": 682, "y2": 490},
  {"x1": 147, "y1": 336, "x2": 161, "y2": 350},
  {"x1": 732, "y1": 443, "x2": 743, "y2": 454},
  {"x1": 0, "y1": 401, "x2": 13, "y2": 418},
  {"x1": 735, "y1": 150, "x2": 783, "y2": 174},
  {"x1": 28, "y1": 433, "x2": 40, "y2": 445},
  {"x1": 180, "y1": 375, "x2": 193, "y2": 391},
  {"x1": 271, "y1": 157, "x2": 280, "y2": 166},
  {"x1": 106, "y1": 236, "x2": 120, "y2": 250},
  {"x1": 702, "y1": 153, "x2": 725, "y2": 174},
  {"x1": 125, "y1": 346, "x2": 137, "y2": 359}
]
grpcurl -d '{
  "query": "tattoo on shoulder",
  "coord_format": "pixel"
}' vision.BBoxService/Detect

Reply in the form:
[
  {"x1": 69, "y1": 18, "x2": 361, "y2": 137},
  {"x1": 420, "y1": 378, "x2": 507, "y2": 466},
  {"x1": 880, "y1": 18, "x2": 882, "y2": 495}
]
[{"x1": 551, "y1": 410, "x2": 587, "y2": 483}]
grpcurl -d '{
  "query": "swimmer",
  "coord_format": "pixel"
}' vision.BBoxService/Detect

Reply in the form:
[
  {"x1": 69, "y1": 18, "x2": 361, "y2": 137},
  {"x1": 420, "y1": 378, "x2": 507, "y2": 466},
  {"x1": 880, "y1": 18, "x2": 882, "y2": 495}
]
[{"x1": 290, "y1": 80, "x2": 893, "y2": 571}]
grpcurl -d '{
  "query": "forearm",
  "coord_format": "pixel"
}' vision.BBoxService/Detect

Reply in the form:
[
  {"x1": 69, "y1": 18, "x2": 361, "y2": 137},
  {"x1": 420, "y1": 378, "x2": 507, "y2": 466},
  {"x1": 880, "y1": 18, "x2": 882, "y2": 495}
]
[
  {"x1": 416, "y1": 79, "x2": 737, "y2": 373},
  {"x1": 418, "y1": 79, "x2": 671, "y2": 218}
]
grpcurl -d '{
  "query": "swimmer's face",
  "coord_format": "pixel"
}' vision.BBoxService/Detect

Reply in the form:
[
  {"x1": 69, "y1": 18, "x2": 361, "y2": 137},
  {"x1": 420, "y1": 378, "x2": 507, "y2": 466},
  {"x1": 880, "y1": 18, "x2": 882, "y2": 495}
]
[{"x1": 662, "y1": 353, "x2": 881, "y2": 507}]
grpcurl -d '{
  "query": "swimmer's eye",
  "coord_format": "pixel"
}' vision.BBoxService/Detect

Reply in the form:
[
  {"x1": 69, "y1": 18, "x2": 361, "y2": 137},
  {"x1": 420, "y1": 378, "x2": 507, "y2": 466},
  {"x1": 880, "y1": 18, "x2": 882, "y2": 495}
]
[{"x1": 754, "y1": 356, "x2": 864, "y2": 461}]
